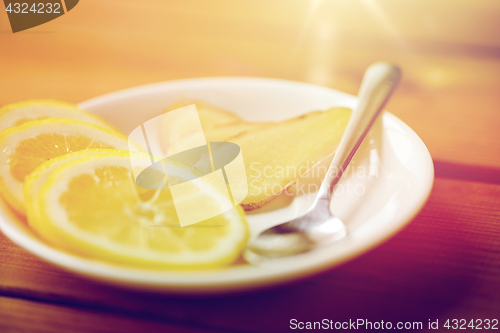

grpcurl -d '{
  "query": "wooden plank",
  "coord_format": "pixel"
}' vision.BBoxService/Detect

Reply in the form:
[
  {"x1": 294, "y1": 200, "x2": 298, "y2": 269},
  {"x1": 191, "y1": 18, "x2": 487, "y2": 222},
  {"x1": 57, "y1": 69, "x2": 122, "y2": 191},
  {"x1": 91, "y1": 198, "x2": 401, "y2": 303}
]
[
  {"x1": 434, "y1": 160, "x2": 500, "y2": 184},
  {"x1": 0, "y1": 177, "x2": 499, "y2": 332},
  {"x1": 0, "y1": 295, "x2": 224, "y2": 333},
  {"x1": 1, "y1": 1, "x2": 500, "y2": 168}
]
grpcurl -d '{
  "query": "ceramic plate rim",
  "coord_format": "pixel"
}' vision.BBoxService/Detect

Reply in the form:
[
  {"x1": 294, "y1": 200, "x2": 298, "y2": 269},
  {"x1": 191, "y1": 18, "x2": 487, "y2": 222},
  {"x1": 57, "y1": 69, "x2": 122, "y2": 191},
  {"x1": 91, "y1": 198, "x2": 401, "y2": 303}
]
[{"x1": 0, "y1": 77, "x2": 434, "y2": 294}]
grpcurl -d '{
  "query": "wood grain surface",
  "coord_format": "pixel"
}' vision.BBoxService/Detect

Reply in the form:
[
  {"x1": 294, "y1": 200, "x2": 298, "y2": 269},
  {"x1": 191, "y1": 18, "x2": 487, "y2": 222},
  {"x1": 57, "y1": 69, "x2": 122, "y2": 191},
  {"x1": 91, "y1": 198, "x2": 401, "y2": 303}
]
[
  {"x1": 0, "y1": 1, "x2": 499, "y2": 332},
  {"x1": 0, "y1": 296, "x2": 221, "y2": 333},
  {"x1": 1, "y1": 178, "x2": 499, "y2": 332}
]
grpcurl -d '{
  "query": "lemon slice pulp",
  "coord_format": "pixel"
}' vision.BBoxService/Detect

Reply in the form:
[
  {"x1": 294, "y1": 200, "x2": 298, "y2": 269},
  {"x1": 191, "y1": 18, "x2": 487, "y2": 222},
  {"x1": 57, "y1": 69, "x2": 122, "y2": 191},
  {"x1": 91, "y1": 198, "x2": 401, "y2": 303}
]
[
  {"x1": 34, "y1": 151, "x2": 248, "y2": 268},
  {"x1": 0, "y1": 119, "x2": 131, "y2": 214}
]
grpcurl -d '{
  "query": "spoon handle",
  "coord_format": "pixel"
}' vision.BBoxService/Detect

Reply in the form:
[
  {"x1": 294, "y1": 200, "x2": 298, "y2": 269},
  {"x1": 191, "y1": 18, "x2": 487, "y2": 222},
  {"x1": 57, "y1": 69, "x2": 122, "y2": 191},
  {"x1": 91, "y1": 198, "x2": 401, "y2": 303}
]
[{"x1": 321, "y1": 62, "x2": 401, "y2": 197}]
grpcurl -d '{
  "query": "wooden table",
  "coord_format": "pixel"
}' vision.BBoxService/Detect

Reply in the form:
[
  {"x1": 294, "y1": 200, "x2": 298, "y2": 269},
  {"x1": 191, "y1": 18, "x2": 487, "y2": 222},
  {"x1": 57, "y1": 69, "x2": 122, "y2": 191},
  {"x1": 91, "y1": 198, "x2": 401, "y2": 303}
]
[{"x1": 1, "y1": 1, "x2": 499, "y2": 332}]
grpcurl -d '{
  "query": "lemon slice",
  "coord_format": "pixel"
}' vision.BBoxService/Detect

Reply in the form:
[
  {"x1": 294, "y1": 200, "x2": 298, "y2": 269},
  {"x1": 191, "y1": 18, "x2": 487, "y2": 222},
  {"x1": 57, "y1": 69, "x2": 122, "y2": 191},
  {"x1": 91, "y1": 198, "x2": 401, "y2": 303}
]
[
  {"x1": 0, "y1": 119, "x2": 132, "y2": 215},
  {"x1": 0, "y1": 100, "x2": 114, "y2": 132},
  {"x1": 24, "y1": 149, "x2": 111, "y2": 232},
  {"x1": 34, "y1": 150, "x2": 248, "y2": 267}
]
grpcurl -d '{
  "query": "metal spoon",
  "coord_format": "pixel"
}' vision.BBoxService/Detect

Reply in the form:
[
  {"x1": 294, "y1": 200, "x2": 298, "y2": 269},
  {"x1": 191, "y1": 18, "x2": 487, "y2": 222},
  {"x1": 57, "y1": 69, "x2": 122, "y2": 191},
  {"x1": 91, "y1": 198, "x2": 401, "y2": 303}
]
[{"x1": 244, "y1": 62, "x2": 401, "y2": 261}]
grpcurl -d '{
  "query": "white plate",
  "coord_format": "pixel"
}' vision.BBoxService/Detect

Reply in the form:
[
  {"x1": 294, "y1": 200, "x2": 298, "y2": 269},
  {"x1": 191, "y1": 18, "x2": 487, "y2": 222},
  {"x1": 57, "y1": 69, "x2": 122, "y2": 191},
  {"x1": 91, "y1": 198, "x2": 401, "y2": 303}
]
[{"x1": 0, "y1": 77, "x2": 434, "y2": 293}]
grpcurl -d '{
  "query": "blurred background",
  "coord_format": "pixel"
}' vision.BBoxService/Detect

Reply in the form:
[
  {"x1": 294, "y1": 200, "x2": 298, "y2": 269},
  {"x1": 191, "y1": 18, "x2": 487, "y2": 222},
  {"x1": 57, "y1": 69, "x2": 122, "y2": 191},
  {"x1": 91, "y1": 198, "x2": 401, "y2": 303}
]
[{"x1": 1, "y1": 0, "x2": 499, "y2": 169}]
